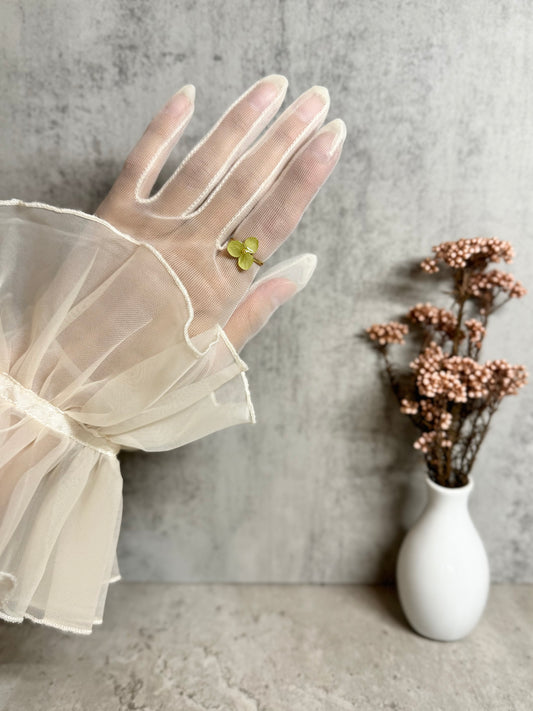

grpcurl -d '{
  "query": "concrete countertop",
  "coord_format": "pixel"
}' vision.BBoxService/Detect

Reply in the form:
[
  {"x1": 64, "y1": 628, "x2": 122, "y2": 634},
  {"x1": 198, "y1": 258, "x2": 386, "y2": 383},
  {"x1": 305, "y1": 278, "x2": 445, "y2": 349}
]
[{"x1": 0, "y1": 583, "x2": 531, "y2": 710}]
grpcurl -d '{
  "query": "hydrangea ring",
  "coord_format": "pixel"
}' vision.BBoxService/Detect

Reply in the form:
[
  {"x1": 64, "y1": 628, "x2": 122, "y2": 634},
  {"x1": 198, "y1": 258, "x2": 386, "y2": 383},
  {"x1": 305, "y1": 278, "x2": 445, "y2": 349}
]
[{"x1": 226, "y1": 237, "x2": 264, "y2": 270}]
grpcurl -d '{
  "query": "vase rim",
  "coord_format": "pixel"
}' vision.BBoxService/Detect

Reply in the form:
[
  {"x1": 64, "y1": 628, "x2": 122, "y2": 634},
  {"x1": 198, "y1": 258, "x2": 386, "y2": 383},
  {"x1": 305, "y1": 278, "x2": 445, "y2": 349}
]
[{"x1": 425, "y1": 474, "x2": 474, "y2": 495}]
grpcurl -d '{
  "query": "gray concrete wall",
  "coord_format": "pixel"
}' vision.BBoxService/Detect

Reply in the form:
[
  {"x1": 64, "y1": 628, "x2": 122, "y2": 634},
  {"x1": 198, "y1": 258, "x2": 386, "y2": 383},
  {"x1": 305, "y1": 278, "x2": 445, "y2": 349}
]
[{"x1": 1, "y1": 0, "x2": 532, "y2": 582}]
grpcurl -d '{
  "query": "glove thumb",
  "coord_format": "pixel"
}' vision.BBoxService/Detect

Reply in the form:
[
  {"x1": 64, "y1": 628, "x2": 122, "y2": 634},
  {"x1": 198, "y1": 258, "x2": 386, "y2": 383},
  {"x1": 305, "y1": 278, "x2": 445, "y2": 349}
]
[{"x1": 224, "y1": 253, "x2": 317, "y2": 353}]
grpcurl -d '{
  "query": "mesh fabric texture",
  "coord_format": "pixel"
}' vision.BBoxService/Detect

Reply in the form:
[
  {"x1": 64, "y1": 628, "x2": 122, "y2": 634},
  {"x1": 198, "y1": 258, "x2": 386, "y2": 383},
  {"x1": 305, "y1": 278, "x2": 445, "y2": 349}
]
[{"x1": 0, "y1": 76, "x2": 341, "y2": 633}]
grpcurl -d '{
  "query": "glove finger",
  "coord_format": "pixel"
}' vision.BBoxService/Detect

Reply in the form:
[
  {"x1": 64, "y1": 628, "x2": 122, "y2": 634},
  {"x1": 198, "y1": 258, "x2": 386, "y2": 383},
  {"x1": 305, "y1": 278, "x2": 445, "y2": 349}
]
[
  {"x1": 224, "y1": 253, "x2": 317, "y2": 352},
  {"x1": 112, "y1": 85, "x2": 196, "y2": 201},
  {"x1": 156, "y1": 75, "x2": 288, "y2": 216},
  {"x1": 232, "y1": 119, "x2": 346, "y2": 264},
  {"x1": 195, "y1": 86, "x2": 330, "y2": 247}
]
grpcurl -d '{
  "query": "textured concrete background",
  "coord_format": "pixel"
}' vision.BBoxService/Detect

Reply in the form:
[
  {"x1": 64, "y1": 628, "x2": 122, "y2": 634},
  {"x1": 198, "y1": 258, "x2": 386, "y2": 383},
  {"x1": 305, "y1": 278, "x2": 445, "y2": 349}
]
[{"x1": 0, "y1": 0, "x2": 532, "y2": 582}]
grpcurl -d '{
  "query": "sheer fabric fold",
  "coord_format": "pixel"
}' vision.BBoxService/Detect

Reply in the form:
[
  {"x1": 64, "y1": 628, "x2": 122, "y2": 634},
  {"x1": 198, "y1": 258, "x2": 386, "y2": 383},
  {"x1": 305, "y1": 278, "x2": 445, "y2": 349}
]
[{"x1": 0, "y1": 200, "x2": 255, "y2": 634}]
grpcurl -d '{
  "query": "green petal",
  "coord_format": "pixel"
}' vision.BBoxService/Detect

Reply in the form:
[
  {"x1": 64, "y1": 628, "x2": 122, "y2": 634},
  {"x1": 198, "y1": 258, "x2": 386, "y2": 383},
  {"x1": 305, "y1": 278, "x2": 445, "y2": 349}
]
[
  {"x1": 227, "y1": 240, "x2": 244, "y2": 257},
  {"x1": 243, "y1": 236, "x2": 258, "y2": 254},
  {"x1": 238, "y1": 252, "x2": 254, "y2": 270}
]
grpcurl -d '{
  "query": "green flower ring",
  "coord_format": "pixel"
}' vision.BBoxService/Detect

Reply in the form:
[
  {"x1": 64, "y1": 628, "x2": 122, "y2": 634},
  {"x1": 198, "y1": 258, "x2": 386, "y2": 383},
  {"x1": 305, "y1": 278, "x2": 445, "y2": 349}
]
[{"x1": 226, "y1": 237, "x2": 264, "y2": 270}]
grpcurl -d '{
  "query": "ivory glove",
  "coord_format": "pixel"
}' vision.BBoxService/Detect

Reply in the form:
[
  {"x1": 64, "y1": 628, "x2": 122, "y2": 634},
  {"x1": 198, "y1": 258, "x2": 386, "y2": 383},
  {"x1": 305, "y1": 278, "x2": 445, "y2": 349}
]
[{"x1": 0, "y1": 75, "x2": 346, "y2": 633}]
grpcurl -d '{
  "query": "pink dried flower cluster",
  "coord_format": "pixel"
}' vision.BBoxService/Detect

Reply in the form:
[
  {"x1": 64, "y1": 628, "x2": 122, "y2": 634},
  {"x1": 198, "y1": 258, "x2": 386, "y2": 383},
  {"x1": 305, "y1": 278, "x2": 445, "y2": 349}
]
[
  {"x1": 467, "y1": 270, "x2": 527, "y2": 299},
  {"x1": 465, "y1": 319, "x2": 486, "y2": 348},
  {"x1": 422, "y1": 237, "x2": 515, "y2": 271},
  {"x1": 414, "y1": 431, "x2": 453, "y2": 453},
  {"x1": 400, "y1": 399, "x2": 418, "y2": 415},
  {"x1": 409, "y1": 342, "x2": 467, "y2": 402},
  {"x1": 400, "y1": 356, "x2": 527, "y2": 462},
  {"x1": 403, "y1": 398, "x2": 453, "y2": 430},
  {"x1": 409, "y1": 342, "x2": 510, "y2": 402},
  {"x1": 409, "y1": 343, "x2": 528, "y2": 403},
  {"x1": 408, "y1": 303, "x2": 458, "y2": 337},
  {"x1": 420, "y1": 257, "x2": 439, "y2": 273},
  {"x1": 366, "y1": 321, "x2": 408, "y2": 346},
  {"x1": 366, "y1": 236, "x2": 528, "y2": 487},
  {"x1": 445, "y1": 355, "x2": 493, "y2": 399},
  {"x1": 420, "y1": 400, "x2": 453, "y2": 430},
  {"x1": 486, "y1": 360, "x2": 528, "y2": 398}
]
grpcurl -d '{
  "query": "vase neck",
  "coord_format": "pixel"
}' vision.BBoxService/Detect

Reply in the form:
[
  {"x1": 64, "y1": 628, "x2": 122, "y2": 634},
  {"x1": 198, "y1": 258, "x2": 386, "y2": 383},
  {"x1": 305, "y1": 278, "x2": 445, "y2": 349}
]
[{"x1": 425, "y1": 476, "x2": 473, "y2": 510}]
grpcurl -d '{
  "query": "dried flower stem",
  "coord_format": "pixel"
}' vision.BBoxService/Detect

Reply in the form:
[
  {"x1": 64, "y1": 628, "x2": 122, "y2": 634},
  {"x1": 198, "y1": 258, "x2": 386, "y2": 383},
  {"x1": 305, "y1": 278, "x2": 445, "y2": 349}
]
[{"x1": 452, "y1": 268, "x2": 467, "y2": 356}]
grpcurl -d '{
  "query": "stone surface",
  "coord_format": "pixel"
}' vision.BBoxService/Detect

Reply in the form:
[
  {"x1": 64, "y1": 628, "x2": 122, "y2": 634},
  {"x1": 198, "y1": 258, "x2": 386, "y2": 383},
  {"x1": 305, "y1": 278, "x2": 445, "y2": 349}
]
[
  {"x1": 0, "y1": 583, "x2": 531, "y2": 710},
  {"x1": 1, "y1": 1, "x2": 532, "y2": 582}
]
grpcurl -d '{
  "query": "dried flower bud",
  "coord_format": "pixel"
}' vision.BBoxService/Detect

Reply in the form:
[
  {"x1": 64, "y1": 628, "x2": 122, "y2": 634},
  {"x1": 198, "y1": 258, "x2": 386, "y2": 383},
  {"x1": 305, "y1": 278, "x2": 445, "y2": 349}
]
[
  {"x1": 410, "y1": 343, "x2": 497, "y2": 402},
  {"x1": 413, "y1": 431, "x2": 436, "y2": 453},
  {"x1": 366, "y1": 321, "x2": 409, "y2": 346},
  {"x1": 429, "y1": 237, "x2": 515, "y2": 269},
  {"x1": 400, "y1": 399, "x2": 419, "y2": 414},
  {"x1": 420, "y1": 258, "x2": 439, "y2": 273},
  {"x1": 510, "y1": 282, "x2": 528, "y2": 298},
  {"x1": 467, "y1": 270, "x2": 526, "y2": 301},
  {"x1": 419, "y1": 400, "x2": 453, "y2": 431},
  {"x1": 408, "y1": 302, "x2": 458, "y2": 338},
  {"x1": 486, "y1": 359, "x2": 528, "y2": 398},
  {"x1": 465, "y1": 318, "x2": 486, "y2": 348},
  {"x1": 413, "y1": 430, "x2": 452, "y2": 453}
]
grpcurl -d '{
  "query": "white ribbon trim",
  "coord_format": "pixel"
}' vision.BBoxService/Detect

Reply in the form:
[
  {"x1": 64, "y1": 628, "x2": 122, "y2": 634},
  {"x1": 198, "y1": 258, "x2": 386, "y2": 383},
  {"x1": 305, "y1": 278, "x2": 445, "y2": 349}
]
[{"x1": 0, "y1": 371, "x2": 120, "y2": 457}]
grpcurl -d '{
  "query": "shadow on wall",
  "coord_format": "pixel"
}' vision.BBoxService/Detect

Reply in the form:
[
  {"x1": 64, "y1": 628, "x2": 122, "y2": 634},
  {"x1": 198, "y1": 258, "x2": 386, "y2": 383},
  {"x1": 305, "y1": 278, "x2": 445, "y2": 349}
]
[
  {"x1": 353, "y1": 256, "x2": 441, "y2": 628},
  {"x1": 118, "y1": 444, "x2": 194, "y2": 534},
  {"x1": 359, "y1": 256, "x2": 444, "y2": 582}
]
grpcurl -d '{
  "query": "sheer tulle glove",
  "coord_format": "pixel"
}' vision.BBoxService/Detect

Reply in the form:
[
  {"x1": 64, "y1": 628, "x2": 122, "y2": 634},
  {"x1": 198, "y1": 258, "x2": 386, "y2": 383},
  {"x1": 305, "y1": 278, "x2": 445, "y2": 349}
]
[
  {"x1": 0, "y1": 76, "x2": 345, "y2": 633},
  {"x1": 95, "y1": 75, "x2": 345, "y2": 344}
]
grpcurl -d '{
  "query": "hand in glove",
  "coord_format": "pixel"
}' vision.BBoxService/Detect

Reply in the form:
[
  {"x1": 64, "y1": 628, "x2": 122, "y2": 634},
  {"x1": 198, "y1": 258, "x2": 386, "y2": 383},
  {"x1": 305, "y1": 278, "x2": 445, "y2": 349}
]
[
  {"x1": 95, "y1": 75, "x2": 345, "y2": 346},
  {"x1": 0, "y1": 76, "x2": 345, "y2": 633}
]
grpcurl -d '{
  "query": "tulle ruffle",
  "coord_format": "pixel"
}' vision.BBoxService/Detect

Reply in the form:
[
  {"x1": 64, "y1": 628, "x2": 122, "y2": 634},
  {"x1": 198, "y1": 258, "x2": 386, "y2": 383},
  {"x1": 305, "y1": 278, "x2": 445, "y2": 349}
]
[{"x1": 0, "y1": 200, "x2": 255, "y2": 633}]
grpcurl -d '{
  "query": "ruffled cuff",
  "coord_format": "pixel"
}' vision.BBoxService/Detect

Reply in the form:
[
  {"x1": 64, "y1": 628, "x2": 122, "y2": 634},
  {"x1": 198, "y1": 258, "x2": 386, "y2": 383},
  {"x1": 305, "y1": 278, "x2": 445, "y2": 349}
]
[
  {"x1": 0, "y1": 199, "x2": 255, "y2": 633},
  {"x1": 0, "y1": 401, "x2": 122, "y2": 634}
]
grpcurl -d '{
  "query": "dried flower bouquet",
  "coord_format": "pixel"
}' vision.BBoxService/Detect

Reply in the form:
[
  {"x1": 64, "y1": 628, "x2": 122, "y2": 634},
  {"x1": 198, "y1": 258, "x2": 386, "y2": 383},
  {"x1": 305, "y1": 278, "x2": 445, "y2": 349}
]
[{"x1": 366, "y1": 238, "x2": 528, "y2": 488}]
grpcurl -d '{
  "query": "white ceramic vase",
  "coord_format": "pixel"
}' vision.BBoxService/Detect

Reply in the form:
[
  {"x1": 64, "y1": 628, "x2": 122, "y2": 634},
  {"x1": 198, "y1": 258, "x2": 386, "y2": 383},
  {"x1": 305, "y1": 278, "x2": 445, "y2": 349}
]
[{"x1": 396, "y1": 475, "x2": 490, "y2": 641}]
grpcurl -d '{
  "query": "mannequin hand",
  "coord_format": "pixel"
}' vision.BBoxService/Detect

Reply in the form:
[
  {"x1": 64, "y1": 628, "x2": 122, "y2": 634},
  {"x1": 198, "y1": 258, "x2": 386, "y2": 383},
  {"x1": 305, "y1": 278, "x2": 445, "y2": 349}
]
[{"x1": 95, "y1": 76, "x2": 345, "y2": 349}]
